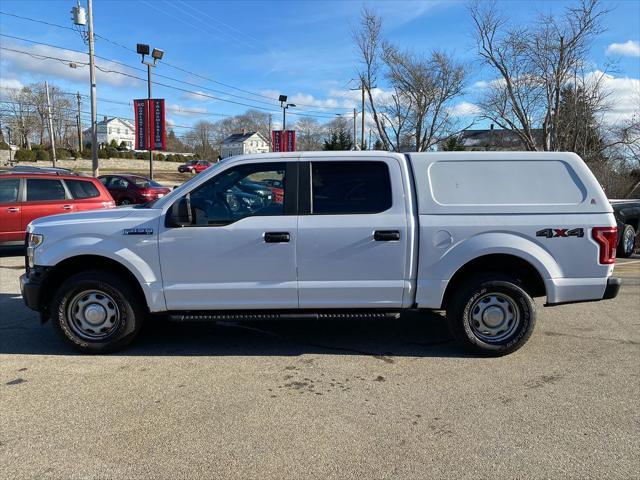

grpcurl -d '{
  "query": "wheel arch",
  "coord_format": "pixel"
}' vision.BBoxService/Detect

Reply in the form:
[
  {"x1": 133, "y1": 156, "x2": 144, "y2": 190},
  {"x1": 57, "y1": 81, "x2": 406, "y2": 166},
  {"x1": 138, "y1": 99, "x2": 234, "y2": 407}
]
[
  {"x1": 39, "y1": 255, "x2": 148, "y2": 319},
  {"x1": 441, "y1": 253, "x2": 547, "y2": 310}
]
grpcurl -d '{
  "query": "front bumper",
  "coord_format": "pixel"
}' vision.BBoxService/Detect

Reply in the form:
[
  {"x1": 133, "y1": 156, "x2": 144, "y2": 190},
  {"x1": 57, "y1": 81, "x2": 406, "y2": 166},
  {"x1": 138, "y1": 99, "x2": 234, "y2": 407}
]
[{"x1": 20, "y1": 266, "x2": 50, "y2": 312}]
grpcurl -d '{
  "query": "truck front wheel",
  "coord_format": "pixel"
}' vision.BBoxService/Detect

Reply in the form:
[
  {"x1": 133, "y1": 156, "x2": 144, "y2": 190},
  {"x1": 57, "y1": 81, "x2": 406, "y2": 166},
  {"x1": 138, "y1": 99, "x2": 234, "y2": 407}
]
[
  {"x1": 447, "y1": 274, "x2": 536, "y2": 356},
  {"x1": 50, "y1": 270, "x2": 145, "y2": 353}
]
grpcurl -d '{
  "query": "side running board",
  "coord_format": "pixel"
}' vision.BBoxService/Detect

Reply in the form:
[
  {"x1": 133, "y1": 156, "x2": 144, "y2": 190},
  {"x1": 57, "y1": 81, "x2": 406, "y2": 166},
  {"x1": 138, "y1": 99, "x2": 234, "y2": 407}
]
[{"x1": 167, "y1": 311, "x2": 401, "y2": 322}]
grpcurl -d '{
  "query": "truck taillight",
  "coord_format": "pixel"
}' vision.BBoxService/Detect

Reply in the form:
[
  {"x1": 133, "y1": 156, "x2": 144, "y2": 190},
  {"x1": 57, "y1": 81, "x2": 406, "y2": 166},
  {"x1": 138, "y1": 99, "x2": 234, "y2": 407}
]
[{"x1": 592, "y1": 227, "x2": 617, "y2": 264}]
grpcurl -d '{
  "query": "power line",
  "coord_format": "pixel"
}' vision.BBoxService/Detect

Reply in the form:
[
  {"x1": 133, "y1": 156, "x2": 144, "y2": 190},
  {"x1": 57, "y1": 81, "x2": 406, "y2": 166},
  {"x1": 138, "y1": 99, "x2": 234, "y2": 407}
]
[
  {"x1": 0, "y1": 10, "x2": 353, "y2": 111},
  {"x1": 1, "y1": 33, "x2": 344, "y2": 116},
  {"x1": 0, "y1": 48, "x2": 341, "y2": 120}
]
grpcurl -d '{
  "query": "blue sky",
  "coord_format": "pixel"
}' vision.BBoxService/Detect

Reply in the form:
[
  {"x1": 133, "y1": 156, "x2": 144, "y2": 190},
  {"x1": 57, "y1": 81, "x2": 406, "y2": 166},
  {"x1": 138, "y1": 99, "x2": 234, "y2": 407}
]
[{"x1": 1, "y1": 0, "x2": 639, "y2": 133}]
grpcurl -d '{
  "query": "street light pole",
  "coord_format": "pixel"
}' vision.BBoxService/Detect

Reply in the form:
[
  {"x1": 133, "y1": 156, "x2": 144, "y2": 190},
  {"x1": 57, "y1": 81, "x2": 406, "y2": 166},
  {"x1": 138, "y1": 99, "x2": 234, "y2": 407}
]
[
  {"x1": 137, "y1": 44, "x2": 164, "y2": 180},
  {"x1": 147, "y1": 62, "x2": 153, "y2": 179},
  {"x1": 278, "y1": 95, "x2": 295, "y2": 132}
]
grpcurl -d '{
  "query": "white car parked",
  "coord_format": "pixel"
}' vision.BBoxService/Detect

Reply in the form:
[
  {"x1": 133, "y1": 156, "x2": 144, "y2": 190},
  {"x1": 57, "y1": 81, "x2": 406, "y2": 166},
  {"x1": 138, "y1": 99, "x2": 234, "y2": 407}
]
[{"x1": 21, "y1": 151, "x2": 621, "y2": 355}]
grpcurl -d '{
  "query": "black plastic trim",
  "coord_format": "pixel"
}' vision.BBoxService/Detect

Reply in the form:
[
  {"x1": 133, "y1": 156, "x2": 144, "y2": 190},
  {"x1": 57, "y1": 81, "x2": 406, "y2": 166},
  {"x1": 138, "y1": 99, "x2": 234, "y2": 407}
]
[{"x1": 603, "y1": 276, "x2": 622, "y2": 300}]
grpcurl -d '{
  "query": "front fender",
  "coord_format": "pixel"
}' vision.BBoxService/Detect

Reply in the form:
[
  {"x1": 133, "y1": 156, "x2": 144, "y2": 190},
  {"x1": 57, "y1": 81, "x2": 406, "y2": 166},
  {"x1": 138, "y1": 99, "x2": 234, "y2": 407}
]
[{"x1": 35, "y1": 234, "x2": 165, "y2": 311}]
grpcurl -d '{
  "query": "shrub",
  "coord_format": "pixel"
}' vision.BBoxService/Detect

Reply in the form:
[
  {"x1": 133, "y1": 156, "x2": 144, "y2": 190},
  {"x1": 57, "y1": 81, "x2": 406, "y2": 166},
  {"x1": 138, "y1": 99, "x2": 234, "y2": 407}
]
[
  {"x1": 0, "y1": 141, "x2": 9, "y2": 150},
  {"x1": 109, "y1": 139, "x2": 118, "y2": 149},
  {"x1": 135, "y1": 152, "x2": 147, "y2": 160},
  {"x1": 155, "y1": 153, "x2": 165, "y2": 162},
  {"x1": 81, "y1": 148, "x2": 92, "y2": 159},
  {"x1": 98, "y1": 149, "x2": 109, "y2": 159},
  {"x1": 35, "y1": 149, "x2": 49, "y2": 161},
  {"x1": 105, "y1": 147, "x2": 118, "y2": 158},
  {"x1": 124, "y1": 151, "x2": 134, "y2": 159},
  {"x1": 54, "y1": 148, "x2": 70, "y2": 160},
  {"x1": 15, "y1": 149, "x2": 35, "y2": 162}
]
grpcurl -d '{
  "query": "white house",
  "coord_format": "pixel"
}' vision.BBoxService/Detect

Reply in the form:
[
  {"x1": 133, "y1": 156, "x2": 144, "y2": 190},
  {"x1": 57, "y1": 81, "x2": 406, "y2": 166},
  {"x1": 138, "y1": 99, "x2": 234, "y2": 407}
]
[
  {"x1": 83, "y1": 116, "x2": 135, "y2": 149},
  {"x1": 220, "y1": 131, "x2": 269, "y2": 158}
]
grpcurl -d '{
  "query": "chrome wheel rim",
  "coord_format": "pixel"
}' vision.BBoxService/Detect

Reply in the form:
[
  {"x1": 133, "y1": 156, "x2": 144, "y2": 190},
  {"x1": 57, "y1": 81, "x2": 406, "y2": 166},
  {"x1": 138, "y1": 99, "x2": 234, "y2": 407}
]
[
  {"x1": 625, "y1": 229, "x2": 635, "y2": 254},
  {"x1": 67, "y1": 290, "x2": 121, "y2": 340},
  {"x1": 469, "y1": 292, "x2": 520, "y2": 343}
]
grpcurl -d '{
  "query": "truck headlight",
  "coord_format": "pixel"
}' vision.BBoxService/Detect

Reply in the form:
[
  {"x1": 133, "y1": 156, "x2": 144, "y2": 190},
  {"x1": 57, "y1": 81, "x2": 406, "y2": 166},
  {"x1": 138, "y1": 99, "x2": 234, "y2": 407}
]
[{"x1": 26, "y1": 233, "x2": 44, "y2": 268}]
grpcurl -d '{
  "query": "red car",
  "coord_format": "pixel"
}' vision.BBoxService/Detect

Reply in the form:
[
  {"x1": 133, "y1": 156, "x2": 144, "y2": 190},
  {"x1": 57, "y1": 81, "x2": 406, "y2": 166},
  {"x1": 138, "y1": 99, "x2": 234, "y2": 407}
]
[
  {"x1": 0, "y1": 172, "x2": 115, "y2": 245},
  {"x1": 178, "y1": 160, "x2": 211, "y2": 174},
  {"x1": 98, "y1": 174, "x2": 171, "y2": 205}
]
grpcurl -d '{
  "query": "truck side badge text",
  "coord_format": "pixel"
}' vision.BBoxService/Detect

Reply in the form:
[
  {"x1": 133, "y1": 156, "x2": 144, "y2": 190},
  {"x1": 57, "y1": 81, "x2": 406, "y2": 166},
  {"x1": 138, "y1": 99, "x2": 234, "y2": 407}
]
[
  {"x1": 123, "y1": 228, "x2": 154, "y2": 236},
  {"x1": 536, "y1": 228, "x2": 584, "y2": 238}
]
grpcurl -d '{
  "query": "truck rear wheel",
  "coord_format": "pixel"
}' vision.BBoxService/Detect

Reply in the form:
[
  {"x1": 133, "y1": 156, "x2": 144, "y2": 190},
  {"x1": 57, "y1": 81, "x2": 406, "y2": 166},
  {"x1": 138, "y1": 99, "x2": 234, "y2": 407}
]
[
  {"x1": 447, "y1": 274, "x2": 536, "y2": 356},
  {"x1": 50, "y1": 270, "x2": 144, "y2": 353},
  {"x1": 617, "y1": 224, "x2": 636, "y2": 258}
]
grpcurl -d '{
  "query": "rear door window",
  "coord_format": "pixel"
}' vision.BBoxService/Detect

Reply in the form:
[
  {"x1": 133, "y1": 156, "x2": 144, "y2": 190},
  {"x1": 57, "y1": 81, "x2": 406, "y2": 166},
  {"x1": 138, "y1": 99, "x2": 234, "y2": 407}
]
[
  {"x1": 65, "y1": 179, "x2": 101, "y2": 199},
  {"x1": 311, "y1": 161, "x2": 392, "y2": 214},
  {"x1": 25, "y1": 179, "x2": 66, "y2": 201},
  {"x1": 0, "y1": 178, "x2": 20, "y2": 203}
]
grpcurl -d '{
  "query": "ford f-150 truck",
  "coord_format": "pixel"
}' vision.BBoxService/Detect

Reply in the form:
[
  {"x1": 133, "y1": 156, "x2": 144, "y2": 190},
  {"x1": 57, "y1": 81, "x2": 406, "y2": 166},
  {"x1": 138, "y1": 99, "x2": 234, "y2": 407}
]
[{"x1": 20, "y1": 152, "x2": 621, "y2": 356}]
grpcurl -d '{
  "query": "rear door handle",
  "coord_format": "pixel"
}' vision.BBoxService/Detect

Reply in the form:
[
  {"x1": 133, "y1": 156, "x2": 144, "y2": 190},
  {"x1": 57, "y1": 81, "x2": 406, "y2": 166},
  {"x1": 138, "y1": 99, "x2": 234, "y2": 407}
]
[
  {"x1": 374, "y1": 230, "x2": 400, "y2": 241},
  {"x1": 61, "y1": 204, "x2": 73, "y2": 210},
  {"x1": 7, "y1": 207, "x2": 20, "y2": 213},
  {"x1": 264, "y1": 232, "x2": 290, "y2": 243}
]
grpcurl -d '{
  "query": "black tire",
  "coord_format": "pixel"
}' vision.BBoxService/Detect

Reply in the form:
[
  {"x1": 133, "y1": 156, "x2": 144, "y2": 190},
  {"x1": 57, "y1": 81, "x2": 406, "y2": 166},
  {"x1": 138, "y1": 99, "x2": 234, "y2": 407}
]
[
  {"x1": 446, "y1": 273, "x2": 536, "y2": 356},
  {"x1": 617, "y1": 224, "x2": 636, "y2": 258},
  {"x1": 50, "y1": 270, "x2": 145, "y2": 353}
]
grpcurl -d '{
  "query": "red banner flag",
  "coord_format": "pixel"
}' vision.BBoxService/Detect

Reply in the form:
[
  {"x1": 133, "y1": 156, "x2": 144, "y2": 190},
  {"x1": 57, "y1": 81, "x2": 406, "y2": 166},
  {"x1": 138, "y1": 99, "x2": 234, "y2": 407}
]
[{"x1": 134, "y1": 99, "x2": 166, "y2": 151}]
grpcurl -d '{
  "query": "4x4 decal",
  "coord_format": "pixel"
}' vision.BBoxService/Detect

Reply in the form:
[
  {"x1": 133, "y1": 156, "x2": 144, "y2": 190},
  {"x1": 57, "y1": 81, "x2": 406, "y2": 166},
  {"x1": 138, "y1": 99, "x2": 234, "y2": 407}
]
[{"x1": 536, "y1": 228, "x2": 584, "y2": 238}]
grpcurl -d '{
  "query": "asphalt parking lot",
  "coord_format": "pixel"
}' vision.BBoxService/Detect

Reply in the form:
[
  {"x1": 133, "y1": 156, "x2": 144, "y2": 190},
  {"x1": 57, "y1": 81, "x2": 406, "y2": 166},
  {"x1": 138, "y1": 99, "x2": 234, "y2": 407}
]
[{"x1": 1, "y1": 249, "x2": 638, "y2": 480}]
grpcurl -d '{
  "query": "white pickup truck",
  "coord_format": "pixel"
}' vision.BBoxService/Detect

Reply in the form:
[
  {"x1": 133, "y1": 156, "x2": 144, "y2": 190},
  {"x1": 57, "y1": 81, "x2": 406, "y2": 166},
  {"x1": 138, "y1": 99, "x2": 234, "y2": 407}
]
[{"x1": 20, "y1": 151, "x2": 621, "y2": 355}]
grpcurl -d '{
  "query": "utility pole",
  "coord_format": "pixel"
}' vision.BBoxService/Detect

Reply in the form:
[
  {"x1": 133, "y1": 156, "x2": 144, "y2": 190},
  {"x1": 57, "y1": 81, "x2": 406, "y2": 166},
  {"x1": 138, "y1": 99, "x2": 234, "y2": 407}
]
[
  {"x1": 361, "y1": 78, "x2": 365, "y2": 149},
  {"x1": 87, "y1": 0, "x2": 98, "y2": 176},
  {"x1": 353, "y1": 108, "x2": 357, "y2": 150},
  {"x1": 268, "y1": 114, "x2": 272, "y2": 151},
  {"x1": 76, "y1": 92, "x2": 83, "y2": 153},
  {"x1": 71, "y1": 0, "x2": 97, "y2": 173},
  {"x1": 45, "y1": 81, "x2": 57, "y2": 167}
]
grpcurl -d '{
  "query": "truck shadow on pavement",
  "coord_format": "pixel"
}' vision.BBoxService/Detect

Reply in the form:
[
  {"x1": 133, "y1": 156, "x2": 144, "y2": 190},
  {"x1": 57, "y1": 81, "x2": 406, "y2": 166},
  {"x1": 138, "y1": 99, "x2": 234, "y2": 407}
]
[{"x1": 0, "y1": 292, "x2": 468, "y2": 358}]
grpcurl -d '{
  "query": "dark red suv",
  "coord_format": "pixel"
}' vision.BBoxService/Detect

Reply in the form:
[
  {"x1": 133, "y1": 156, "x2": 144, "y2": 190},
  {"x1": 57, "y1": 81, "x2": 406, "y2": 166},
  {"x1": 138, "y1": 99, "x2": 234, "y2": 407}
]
[
  {"x1": 98, "y1": 174, "x2": 171, "y2": 205},
  {"x1": 0, "y1": 172, "x2": 115, "y2": 245}
]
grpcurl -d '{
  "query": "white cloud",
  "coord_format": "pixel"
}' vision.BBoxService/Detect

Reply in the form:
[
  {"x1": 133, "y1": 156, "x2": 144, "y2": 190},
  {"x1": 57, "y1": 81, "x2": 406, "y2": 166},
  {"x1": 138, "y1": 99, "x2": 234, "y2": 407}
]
[
  {"x1": 473, "y1": 80, "x2": 489, "y2": 89},
  {"x1": 606, "y1": 40, "x2": 640, "y2": 57},
  {"x1": 166, "y1": 117, "x2": 176, "y2": 128},
  {"x1": 180, "y1": 90, "x2": 214, "y2": 102},
  {"x1": 587, "y1": 71, "x2": 640, "y2": 124},
  {"x1": 448, "y1": 101, "x2": 481, "y2": 117},
  {"x1": 167, "y1": 104, "x2": 208, "y2": 116},
  {"x1": 0, "y1": 77, "x2": 25, "y2": 100},
  {"x1": 1, "y1": 43, "x2": 140, "y2": 87}
]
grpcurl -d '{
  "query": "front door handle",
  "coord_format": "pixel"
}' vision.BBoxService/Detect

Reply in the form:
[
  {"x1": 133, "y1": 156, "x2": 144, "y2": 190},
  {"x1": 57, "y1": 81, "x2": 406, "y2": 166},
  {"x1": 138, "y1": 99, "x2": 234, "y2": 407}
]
[
  {"x1": 374, "y1": 230, "x2": 400, "y2": 241},
  {"x1": 264, "y1": 232, "x2": 290, "y2": 243},
  {"x1": 7, "y1": 207, "x2": 20, "y2": 213},
  {"x1": 61, "y1": 204, "x2": 73, "y2": 210}
]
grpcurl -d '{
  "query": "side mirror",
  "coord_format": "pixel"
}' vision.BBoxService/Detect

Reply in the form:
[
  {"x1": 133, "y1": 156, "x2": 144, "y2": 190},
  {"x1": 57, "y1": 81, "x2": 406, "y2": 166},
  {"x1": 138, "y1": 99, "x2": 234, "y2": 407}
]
[{"x1": 167, "y1": 195, "x2": 192, "y2": 227}]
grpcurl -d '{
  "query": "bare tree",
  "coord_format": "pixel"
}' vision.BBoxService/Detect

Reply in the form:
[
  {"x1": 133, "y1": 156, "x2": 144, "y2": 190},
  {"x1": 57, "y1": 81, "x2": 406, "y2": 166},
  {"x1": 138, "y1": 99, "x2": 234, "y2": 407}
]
[
  {"x1": 383, "y1": 46, "x2": 467, "y2": 151},
  {"x1": 352, "y1": 7, "x2": 392, "y2": 150},
  {"x1": 469, "y1": 0, "x2": 609, "y2": 151},
  {"x1": 293, "y1": 116, "x2": 324, "y2": 151}
]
